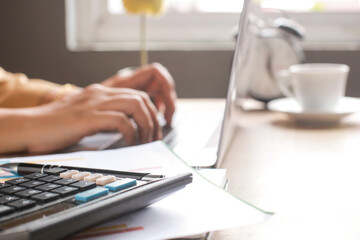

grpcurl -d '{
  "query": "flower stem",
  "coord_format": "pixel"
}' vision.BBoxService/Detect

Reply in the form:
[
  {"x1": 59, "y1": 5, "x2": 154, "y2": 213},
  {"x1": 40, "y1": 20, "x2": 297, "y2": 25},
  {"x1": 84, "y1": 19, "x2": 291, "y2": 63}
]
[{"x1": 140, "y1": 14, "x2": 148, "y2": 67}]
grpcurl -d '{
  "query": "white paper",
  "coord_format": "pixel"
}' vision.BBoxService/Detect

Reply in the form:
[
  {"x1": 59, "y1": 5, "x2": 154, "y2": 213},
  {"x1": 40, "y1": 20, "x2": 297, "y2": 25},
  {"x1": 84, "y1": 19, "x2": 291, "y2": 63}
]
[{"x1": 4, "y1": 141, "x2": 271, "y2": 240}]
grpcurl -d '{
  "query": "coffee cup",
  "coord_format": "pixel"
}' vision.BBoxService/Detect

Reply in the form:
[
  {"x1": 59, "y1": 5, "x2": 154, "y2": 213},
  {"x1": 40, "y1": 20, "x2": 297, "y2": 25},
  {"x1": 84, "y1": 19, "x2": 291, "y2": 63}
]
[{"x1": 276, "y1": 63, "x2": 349, "y2": 112}]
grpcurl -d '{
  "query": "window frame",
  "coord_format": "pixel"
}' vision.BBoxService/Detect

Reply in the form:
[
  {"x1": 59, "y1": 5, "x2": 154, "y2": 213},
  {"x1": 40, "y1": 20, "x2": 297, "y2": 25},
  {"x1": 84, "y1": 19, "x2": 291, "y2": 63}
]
[{"x1": 65, "y1": 0, "x2": 360, "y2": 51}]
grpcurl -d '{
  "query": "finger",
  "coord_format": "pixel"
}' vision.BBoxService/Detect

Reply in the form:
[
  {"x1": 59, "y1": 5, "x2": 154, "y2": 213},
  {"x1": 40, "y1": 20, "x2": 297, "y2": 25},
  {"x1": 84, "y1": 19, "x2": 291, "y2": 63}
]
[
  {"x1": 151, "y1": 86, "x2": 176, "y2": 126},
  {"x1": 138, "y1": 92, "x2": 162, "y2": 140},
  {"x1": 162, "y1": 89, "x2": 176, "y2": 125},
  {"x1": 150, "y1": 63, "x2": 176, "y2": 89},
  {"x1": 149, "y1": 64, "x2": 176, "y2": 125},
  {"x1": 85, "y1": 84, "x2": 136, "y2": 97},
  {"x1": 92, "y1": 111, "x2": 137, "y2": 145},
  {"x1": 99, "y1": 95, "x2": 154, "y2": 144}
]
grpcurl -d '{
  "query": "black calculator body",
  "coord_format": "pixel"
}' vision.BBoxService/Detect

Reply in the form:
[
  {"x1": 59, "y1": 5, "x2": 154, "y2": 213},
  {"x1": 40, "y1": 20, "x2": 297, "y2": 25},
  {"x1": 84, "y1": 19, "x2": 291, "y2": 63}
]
[{"x1": 0, "y1": 167, "x2": 192, "y2": 240}]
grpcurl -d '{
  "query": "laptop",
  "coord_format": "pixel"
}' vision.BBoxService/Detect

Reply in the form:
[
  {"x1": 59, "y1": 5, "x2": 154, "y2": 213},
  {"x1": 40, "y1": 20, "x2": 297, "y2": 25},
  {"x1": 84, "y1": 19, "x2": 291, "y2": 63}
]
[{"x1": 66, "y1": 0, "x2": 254, "y2": 169}]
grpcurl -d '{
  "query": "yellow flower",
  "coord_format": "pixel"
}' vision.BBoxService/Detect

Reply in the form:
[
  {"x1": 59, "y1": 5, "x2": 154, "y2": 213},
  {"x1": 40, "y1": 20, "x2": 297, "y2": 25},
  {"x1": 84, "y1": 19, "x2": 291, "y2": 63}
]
[
  {"x1": 312, "y1": 2, "x2": 325, "y2": 12},
  {"x1": 122, "y1": 0, "x2": 164, "y2": 15}
]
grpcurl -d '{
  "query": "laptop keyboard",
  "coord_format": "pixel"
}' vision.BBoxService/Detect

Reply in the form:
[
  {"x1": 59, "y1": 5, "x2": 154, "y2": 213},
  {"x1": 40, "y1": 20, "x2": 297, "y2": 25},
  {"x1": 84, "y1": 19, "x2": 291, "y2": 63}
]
[{"x1": 0, "y1": 169, "x2": 138, "y2": 221}]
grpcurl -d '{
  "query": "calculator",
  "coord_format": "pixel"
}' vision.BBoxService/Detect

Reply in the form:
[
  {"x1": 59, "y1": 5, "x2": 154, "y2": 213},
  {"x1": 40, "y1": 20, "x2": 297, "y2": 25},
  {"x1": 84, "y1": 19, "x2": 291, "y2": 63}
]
[{"x1": 0, "y1": 164, "x2": 192, "y2": 240}]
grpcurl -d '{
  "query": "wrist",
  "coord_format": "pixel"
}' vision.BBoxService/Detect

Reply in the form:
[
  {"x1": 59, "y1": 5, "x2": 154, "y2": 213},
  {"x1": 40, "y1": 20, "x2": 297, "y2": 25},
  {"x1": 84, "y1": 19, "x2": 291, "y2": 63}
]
[{"x1": 41, "y1": 84, "x2": 80, "y2": 104}]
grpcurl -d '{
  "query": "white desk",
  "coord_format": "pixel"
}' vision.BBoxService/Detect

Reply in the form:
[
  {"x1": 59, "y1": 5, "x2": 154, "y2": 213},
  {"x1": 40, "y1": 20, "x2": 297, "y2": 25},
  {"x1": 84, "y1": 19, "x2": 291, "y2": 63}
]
[{"x1": 212, "y1": 100, "x2": 360, "y2": 240}]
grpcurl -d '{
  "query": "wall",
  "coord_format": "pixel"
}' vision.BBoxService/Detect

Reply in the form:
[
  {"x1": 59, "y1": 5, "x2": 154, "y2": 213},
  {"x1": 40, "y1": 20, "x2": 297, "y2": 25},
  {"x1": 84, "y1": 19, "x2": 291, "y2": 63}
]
[{"x1": 1, "y1": 0, "x2": 359, "y2": 98}]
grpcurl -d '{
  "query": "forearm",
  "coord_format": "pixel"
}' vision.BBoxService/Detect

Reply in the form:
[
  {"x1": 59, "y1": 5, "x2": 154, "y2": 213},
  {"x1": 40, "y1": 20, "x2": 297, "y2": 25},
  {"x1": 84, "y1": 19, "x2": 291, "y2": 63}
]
[
  {"x1": 0, "y1": 104, "x2": 73, "y2": 154},
  {"x1": 0, "y1": 80, "x2": 79, "y2": 108},
  {"x1": 0, "y1": 100, "x2": 88, "y2": 155},
  {"x1": 0, "y1": 67, "x2": 78, "y2": 108}
]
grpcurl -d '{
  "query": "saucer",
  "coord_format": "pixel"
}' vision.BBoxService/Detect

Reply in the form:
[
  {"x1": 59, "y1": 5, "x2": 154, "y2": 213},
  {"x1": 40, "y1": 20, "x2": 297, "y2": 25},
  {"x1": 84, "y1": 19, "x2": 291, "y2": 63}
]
[{"x1": 267, "y1": 97, "x2": 360, "y2": 123}]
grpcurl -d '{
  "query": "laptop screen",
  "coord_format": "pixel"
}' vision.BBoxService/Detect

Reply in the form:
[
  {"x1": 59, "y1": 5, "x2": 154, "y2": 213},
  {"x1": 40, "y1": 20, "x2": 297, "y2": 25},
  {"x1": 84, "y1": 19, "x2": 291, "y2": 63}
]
[{"x1": 216, "y1": 0, "x2": 253, "y2": 167}]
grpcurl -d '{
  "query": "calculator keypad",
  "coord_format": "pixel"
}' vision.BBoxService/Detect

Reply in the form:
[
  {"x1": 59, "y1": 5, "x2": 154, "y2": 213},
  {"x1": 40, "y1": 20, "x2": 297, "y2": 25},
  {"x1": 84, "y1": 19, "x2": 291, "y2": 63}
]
[
  {"x1": 0, "y1": 186, "x2": 27, "y2": 195},
  {"x1": 54, "y1": 178, "x2": 78, "y2": 186},
  {"x1": 70, "y1": 181, "x2": 96, "y2": 192},
  {"x1": 75, "y1": 187, "x2": 109, "y2": 202},
  {"x1": 31, "y1": 192, "x2": 59, "y2": 203},
  {"x1": 24, "y1": 173, "x2": 48, "y2": 180},
  {"x1": 35, "y1": 183, "x2": 61, "y2": 191},
  {"x1": 0, "y1": 168, "x2": 138, "y2": 218},
  {"x1": 51, "y1": 186, "x2": 79, "y2": 197},
  {"x1": 15, "y1": 189, "x2": 42, "y2": 198},
  {"x1": 0, "y1": 205, "x2": 15, "y2": 217},
  {"x1": 0, "y1": 183, "x2": 11, "y2": 189},
  {"x1": 0, "y1": 196, "x2": 19, "y2": 204},
  {"x1": 6, "y1": 178, "x2": 30, "y2": 185},
  {"x1": 7, "y1": 199, "x2": 36, "y2": 210},
  {"x1": 38, "y1": 175, "x2": 62, "y2": 183},
  {"x1": 20, "y1": 180, "x2": 45, "y2": 188}
]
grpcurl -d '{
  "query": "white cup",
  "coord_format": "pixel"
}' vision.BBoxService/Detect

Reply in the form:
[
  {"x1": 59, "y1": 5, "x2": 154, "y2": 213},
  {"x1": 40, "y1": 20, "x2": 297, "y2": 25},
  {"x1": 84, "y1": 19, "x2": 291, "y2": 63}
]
[{"x1": 277, "y1": 63, "x2": 349, "y2": 112}]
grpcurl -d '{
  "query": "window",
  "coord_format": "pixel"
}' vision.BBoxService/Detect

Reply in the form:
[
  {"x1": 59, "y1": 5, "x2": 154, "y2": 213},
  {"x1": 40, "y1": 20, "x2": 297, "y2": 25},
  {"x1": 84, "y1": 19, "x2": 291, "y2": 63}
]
[
  {"x1": 65, "y1": 0, "x2": 241, "y2": 51},
  {"x1": 65, "y1": 0, "x2": 360, "y2": 51}
]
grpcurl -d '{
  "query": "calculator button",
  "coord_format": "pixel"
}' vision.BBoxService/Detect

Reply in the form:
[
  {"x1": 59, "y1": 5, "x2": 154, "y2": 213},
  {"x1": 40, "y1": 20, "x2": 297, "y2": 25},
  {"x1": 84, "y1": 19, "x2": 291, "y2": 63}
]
[
  {"x1": 23, "y1": 173, "x2": 48, "y2": 180},
  {"x1": 44, "y1": 168, "x2": 67, "y2": 175},
  {"x1": 75, "y1": 187, "x2": 109, "y2": 203},
  {"x1": 0, "y1": 195, "x2": 19, "y2": 204},
  {"x1": 96, "y1": 176, "x2": 116, "y2": 186},
  {"x1": 105, "y1": 179, "x2": 137, "y2": 192},
  {"x1": 7, "y1": 199, "x2": 36, "y2": 210},
  {"x1": 70, "y1": 181, "x2": 96, "y2": 192},
  {"x1": 71, "y1": 172, "x2": 91, "y2": 181},
  {"x1": 15, "y1": 189, "x2": 42, "y2": 198},
  {"x1": 31, "y1": 192, "x2": 60, "y2": 203},
  {"x1": 84, "y1": 173, "x2": 103, "y2": 182},
  {"x1": 54, "y1": 178, "x2": 78, "y2": 186},
  {"x1": 0, "y1": 183, "x2": 11, "y2": 189},
  {"x1": 60, "y1": 170, "x2": 79, "y2": 179},
  {"x1": 0, "y1": 205, "x2": 15, "y2": 216},
  {"x1": 35, "y1": 183, "x2": 61, "y2": 191},
  {"x1": 51, "y1": 186, "x2": 78, "y2": 197},
  {"x1": 0, "y1": 186, "x2": 27, "y2": 195},
  {"x1": 20, "y1": 180, "x2": 45, "y2": 188},
  {"x1": 38, "y1": 175, "x2": 62, "y2": 183},
  {"x1": 6, "y1": 178, "x2": 30, "y2": 185}
]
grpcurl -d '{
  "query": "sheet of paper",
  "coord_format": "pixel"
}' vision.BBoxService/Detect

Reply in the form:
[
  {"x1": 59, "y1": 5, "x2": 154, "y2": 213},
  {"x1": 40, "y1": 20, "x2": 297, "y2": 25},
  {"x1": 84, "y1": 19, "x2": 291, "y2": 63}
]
[{"x1": 4, "y1": 141, "x2": 272, "y2": 240}]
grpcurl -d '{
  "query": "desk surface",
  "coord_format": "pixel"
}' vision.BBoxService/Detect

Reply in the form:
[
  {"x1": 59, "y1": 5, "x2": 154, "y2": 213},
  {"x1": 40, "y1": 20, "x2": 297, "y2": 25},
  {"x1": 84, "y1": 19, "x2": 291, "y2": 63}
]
[
  {"x1": 2, "y1": 99, "x2": 360, "y2": 239},
  {"x1": 211, "y1": 99, "x2": 360, "y2": 240}
]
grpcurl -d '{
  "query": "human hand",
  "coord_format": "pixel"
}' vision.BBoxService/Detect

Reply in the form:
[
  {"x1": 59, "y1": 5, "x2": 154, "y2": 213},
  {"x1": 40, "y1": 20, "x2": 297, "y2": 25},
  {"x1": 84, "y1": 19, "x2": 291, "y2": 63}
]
[
  {"x1": 0, "y1": 84, "x2": 161, "y2": 154},
  {"x1": 102, "y1": 63, "x2": 176, "y2": 125}
]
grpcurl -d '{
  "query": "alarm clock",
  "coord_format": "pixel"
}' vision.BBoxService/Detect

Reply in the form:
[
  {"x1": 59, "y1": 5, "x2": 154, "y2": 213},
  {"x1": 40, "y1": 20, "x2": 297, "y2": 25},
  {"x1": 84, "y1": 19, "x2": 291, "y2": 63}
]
[{"x1": 243, "y1": 16, "x2": 306, "y2": 102}]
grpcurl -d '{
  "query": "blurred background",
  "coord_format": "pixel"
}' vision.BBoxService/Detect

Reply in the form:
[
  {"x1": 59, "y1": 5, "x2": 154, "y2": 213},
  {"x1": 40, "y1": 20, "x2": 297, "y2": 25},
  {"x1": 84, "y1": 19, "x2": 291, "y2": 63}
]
[{"x1": 0, "y1": 0, "x2": 359, "y2": 98}]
